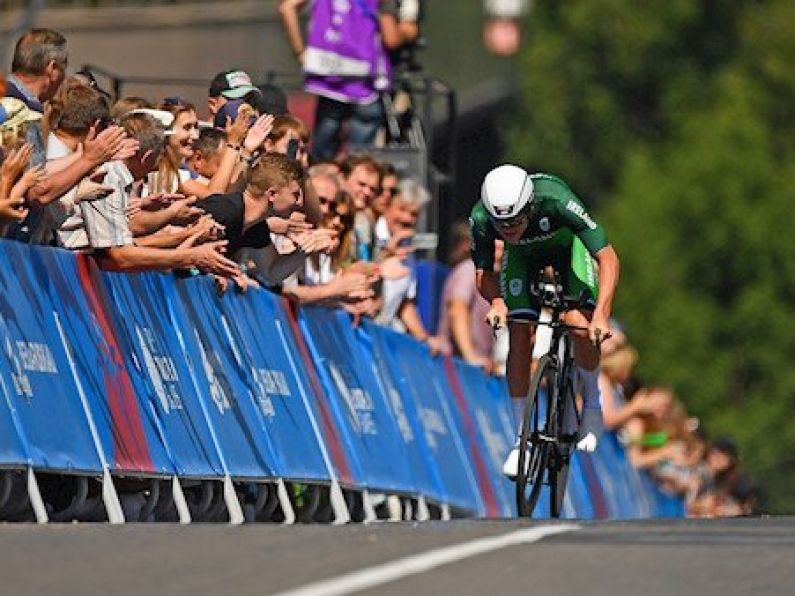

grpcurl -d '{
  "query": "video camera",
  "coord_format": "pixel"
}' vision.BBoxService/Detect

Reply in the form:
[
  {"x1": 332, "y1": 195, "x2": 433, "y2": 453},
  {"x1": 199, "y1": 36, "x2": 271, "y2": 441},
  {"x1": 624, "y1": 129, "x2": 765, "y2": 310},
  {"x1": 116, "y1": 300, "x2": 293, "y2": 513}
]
[{"x1": 392, "y1": 0, "x2": 427, "y2": 74}]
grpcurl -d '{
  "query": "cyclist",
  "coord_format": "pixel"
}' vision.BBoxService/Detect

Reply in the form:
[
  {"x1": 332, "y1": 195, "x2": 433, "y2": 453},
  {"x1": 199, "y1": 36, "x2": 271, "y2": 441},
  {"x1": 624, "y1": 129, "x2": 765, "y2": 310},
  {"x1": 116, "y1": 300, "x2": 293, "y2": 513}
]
[{"x1": 469, "y1": 164, "x2": 620, "y2": 476}]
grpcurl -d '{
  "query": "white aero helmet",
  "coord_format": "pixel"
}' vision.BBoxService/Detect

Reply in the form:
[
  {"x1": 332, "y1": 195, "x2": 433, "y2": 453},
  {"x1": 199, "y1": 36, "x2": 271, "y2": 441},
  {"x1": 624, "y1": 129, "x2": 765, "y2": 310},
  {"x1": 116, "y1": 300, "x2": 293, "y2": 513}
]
[{"x1": 481, "y1": 164, "x2": 534, "y2": 220}]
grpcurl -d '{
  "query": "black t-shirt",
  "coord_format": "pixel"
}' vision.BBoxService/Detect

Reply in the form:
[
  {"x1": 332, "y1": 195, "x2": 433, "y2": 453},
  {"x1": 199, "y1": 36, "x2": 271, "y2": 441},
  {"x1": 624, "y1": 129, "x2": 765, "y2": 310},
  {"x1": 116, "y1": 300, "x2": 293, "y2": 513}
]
[{"x1": 200, "y1": 192, "x2": 271, "y2": 256}]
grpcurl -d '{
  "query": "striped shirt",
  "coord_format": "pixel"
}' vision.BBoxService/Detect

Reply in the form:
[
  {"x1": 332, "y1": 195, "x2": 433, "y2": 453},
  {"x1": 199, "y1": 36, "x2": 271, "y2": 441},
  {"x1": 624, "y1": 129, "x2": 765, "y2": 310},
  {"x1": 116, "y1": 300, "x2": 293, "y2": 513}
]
[{"x1": 58, "y1": 161, "x2": 135, "y2": 251}]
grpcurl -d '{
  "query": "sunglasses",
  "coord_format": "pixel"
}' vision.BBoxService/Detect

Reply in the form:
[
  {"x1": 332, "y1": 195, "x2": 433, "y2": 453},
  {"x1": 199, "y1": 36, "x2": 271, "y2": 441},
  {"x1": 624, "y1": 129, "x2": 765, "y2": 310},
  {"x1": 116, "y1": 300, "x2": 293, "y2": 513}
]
[
  {"x1": 490, "y1": 209, "x2": 530, "y2": 231},
  {"x1": 318, "y1": 195, "x2": 338, "y2": 207}
]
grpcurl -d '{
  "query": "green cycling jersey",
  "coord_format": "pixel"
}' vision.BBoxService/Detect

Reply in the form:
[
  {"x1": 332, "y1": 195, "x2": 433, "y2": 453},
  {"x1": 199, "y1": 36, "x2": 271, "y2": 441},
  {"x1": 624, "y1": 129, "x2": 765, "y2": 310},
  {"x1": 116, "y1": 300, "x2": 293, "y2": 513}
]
[{"x1": 469, "y1": 173, "x2": 609, "y2": 318}]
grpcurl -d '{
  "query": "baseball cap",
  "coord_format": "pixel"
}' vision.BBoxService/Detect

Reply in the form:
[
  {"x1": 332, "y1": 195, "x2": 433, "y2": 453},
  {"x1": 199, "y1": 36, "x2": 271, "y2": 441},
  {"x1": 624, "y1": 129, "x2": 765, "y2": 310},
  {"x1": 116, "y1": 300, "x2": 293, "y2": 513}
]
[
  {"x1": 208, "y1": 70, "x2": 258, "y2": 99},
  {"x1": 212, "y1": 98, "x2": 260, "y2": 129},
  {"x1": 0, "y1": 97, "x2": 42, "y2": 130}
]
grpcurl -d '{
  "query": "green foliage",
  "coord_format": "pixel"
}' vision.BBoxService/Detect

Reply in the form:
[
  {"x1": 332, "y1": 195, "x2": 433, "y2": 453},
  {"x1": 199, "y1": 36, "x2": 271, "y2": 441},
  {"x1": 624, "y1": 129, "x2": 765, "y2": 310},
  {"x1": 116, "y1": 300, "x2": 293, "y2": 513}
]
[{"x1": 509, "y1": 0, "x2": 795, "y2": 511}]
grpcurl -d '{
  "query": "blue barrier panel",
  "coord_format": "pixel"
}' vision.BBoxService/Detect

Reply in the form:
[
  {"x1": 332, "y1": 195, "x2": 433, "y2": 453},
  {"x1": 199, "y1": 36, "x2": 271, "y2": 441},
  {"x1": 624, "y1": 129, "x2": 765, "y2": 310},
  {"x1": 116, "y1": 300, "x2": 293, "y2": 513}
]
[
  {"x1": 0, "y1": 243, "x2": 103, "y2": 474},
  {"x1": 357, "y1": 320, "x2": 441, "y2": 501},
  {"x1": 368, "y1": 325, "x2": 482, "y2": 512},
  {"x1": 29, "y1": 246, "x2": 172, "y2": 475},
  {"x1": 298, "y1": 307, "x2": 418, "y2": 494},
  {"x1": 216, "y1": 288, "x2": 330, "y2": 482},
  {"x1": 449, "y1": 359, "x2": 516, "y2": 517},
  {"x1": 598, "y1": 432, "x2": 653, "y2": 518},
  {"x1": 0, "y1": 360, "x2": 30, "y2": 469},
  {"x1": 639, "y1": 472, "x2": 686, "y2": 518},
  {"x1": 170, "y1": 276, "x2": 277, "y2": 479},
  {"x1": 415, "y1": 260, "x2": 450, "y2": 335},
  {"x1": 99, "y1": 271, "x2": 225, "y2": 479},
  {"x1": 562, "y1": 454, "x2": 596, "y2": 519}
]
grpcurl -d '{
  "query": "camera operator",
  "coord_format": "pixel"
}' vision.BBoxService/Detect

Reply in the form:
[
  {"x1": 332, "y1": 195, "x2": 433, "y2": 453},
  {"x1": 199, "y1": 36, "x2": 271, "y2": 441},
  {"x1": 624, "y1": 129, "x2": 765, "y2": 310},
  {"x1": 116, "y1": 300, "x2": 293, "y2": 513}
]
[{"x1": 278, "y1": 0, "x2": 419, "y2": 161}]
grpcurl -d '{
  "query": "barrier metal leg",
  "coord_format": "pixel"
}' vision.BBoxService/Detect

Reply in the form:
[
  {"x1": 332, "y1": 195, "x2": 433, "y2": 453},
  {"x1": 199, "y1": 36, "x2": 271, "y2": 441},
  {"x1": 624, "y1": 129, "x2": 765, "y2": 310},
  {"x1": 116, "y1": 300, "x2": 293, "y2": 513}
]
[
  {"x1": 276, "y1": 478, "x2": 296, "y2": 525},
  {"x1": 102, "y1": 469, "x2": 125, "y2": 524},
  {"x1": 329, "y1": 480, "x2": 351, "y2": 525},
  {"x1": 403, "y1": 497, "x2": 413, "y2": 521},
  {"x1": 387, "y1": 495, "x2": 402, "y2": 522},
  {"x1": 361, "y1": 490, "x2": 378, "y2": 524},
  {"x1": 223, "y1": 475, "x2": 245, "y2": 525},
  {"x1": 416, "y1": 495, "x2": 431, "y2": 522},
  {"x1": 26, "y1": 468, "x2": 48, "y2": 524},
  {"x1": 172, "y1": 476, "x2": 191, "y2": 524},
  {"x1": 441, "y1": 503, "x2": 452, "y2": 521}
]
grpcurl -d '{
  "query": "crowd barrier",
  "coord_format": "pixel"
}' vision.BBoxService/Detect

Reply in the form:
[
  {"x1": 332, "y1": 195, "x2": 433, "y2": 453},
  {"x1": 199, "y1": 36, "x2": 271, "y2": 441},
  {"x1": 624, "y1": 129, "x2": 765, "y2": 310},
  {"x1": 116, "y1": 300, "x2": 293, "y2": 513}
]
[{"x1": 0, "y1": 240, "x2": 684, "y2": 523}]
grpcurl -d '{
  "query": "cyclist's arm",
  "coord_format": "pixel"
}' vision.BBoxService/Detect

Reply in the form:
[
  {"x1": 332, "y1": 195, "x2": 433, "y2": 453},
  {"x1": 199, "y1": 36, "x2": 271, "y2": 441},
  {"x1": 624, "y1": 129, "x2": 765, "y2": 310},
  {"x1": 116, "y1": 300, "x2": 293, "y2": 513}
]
[
  {"x1": 553, "y1": 187, "x2": 619, "y2": 321},
  {"x1": 469, "y1": 204, "x2": 505, "y2": 310},
  {"x1": 592, "y1": 243, "x2": 620, "y2": 321}
]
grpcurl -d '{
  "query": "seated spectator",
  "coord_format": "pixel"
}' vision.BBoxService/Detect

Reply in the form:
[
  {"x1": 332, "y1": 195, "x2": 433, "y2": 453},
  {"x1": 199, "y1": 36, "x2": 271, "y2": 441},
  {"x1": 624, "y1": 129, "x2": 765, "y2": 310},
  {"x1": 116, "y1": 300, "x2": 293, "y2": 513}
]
[
  {"x1": 437, "y1": 222, "x2": 494, "y2": 371},
  {"x1": 57, "y1": 111, "x2": 238, "y2": 277}
]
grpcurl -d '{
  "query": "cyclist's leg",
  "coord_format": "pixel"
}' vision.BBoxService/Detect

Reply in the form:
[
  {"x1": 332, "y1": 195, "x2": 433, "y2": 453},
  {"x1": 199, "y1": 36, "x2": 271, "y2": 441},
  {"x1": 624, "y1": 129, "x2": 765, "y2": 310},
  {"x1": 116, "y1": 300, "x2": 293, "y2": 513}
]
[
  {"x1": 500, "y1": 245, "x2": 542, "y2": 477},
  {"x1": 561, "y1": 238, "x2": 603, "y2": 451},
  {"x1": 501, "y1": 244, "x2": 543, "y2": 425}
]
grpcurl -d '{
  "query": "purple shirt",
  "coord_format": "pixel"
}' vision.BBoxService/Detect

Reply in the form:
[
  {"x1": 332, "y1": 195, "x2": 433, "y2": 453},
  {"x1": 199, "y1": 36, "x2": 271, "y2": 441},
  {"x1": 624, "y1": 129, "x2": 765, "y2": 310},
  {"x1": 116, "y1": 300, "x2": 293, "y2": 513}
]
[{"x1": 437, "y1": 260, "x2": 494, "y2": 360}]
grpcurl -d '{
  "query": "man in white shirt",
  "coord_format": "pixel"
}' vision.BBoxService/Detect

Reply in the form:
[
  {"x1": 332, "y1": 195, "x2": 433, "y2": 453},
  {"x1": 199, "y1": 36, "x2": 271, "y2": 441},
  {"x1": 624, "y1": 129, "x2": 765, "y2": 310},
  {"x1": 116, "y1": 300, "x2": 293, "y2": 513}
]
[
  {"x1": 58, "y1": 112, "x2": 239, "y2": 277},
  {"x1": 374, "y1": 178, "x2": 443, "y2": 353}
]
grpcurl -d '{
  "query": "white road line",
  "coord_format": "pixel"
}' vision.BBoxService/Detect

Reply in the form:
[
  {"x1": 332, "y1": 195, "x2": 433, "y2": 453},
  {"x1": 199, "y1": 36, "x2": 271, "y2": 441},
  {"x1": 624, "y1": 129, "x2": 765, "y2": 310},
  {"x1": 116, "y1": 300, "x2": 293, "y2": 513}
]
[{"x1": 275, "y1": 524, "x2": 580, "y2": 596}]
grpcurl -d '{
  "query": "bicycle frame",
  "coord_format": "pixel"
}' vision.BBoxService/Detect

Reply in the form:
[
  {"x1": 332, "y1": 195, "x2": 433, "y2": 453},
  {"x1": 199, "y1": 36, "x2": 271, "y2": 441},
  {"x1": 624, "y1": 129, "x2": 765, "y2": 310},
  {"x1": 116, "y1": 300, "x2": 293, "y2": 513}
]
[{"x1": 515, "y1": 272, "x2": 588, "y2": 518}]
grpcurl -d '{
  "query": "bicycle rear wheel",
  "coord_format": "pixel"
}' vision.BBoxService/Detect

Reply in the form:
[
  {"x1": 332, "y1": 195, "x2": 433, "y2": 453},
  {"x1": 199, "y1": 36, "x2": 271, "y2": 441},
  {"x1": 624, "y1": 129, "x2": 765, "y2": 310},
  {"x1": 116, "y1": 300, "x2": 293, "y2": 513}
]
[{"x1": 516, "y1": 354, "x2": 556, "y2": 517}]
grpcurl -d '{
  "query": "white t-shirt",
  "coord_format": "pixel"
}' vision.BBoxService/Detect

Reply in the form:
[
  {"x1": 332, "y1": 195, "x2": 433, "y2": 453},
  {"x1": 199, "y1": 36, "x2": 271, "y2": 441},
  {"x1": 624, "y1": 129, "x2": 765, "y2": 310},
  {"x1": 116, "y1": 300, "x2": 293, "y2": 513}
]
[{"x1": 374, "y1": 217, "x2": 416, "y2": 329}]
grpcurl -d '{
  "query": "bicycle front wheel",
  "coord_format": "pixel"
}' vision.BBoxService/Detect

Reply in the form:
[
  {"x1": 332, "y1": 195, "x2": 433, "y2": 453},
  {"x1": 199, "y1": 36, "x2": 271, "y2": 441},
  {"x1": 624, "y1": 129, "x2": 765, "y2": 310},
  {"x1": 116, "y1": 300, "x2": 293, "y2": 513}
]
[{"x1": 516, "y1": 354, "x2": 557, "y2": 517}]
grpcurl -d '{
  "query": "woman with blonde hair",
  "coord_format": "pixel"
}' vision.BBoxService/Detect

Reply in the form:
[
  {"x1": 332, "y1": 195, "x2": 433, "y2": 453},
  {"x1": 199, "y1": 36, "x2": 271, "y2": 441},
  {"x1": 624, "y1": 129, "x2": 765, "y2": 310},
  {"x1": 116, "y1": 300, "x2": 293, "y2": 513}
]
[{"x1": 147, "y1": 97, "x2": 272, "y2": 200}]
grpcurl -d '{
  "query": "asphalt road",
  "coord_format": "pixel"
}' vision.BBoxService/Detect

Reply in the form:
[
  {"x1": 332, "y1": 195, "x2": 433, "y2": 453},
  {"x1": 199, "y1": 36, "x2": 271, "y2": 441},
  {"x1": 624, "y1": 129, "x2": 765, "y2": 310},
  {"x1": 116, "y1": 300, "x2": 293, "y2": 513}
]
[{"x1": 0, "y1": 517, "x2": 792, "y2": 596}]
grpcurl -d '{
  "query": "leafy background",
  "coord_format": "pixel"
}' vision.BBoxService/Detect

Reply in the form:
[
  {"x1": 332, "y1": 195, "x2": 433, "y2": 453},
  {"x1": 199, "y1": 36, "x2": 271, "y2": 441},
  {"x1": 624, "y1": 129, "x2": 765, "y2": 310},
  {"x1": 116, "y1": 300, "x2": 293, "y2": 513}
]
[{"x1": 507, "y1": 0, "x2": 795, "y2": 512}]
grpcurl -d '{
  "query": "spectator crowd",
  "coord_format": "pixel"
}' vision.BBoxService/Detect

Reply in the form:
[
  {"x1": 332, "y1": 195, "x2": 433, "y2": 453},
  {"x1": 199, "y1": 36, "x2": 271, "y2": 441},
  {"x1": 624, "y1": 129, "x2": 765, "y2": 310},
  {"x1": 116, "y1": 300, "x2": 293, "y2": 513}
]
[{"x1": 1, "y1": 11, "x2": 756, "y2": 519}]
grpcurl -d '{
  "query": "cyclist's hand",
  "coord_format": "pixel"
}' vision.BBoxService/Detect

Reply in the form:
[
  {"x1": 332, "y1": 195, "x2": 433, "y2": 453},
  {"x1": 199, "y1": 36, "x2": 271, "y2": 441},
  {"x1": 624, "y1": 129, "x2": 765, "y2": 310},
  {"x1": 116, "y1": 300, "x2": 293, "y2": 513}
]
[
  {"x1": 486, "y1": 299, "x2": 508, "y2": 334},
  {"x1": 588, "y1": 314, "x2": 611, "y2": 347}
]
